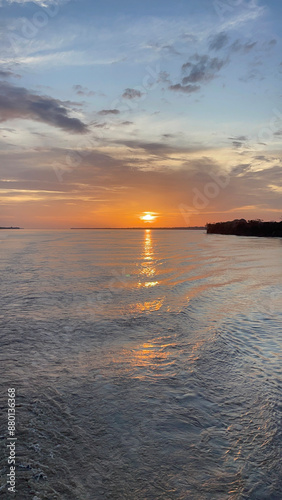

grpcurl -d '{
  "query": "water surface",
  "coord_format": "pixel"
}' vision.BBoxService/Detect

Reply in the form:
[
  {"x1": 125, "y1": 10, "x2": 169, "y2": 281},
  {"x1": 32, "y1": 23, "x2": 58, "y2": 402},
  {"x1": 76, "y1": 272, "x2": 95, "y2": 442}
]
[{"x1": 0, "y1": 229, "x2": 281, "y2": 499}]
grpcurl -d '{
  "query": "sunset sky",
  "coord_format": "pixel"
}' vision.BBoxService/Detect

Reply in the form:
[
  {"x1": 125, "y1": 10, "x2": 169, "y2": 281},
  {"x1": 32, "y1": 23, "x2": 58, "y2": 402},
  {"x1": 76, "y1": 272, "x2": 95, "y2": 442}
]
[{"x1": 0, "y1": 0, "x2": 281, "y2": 228}]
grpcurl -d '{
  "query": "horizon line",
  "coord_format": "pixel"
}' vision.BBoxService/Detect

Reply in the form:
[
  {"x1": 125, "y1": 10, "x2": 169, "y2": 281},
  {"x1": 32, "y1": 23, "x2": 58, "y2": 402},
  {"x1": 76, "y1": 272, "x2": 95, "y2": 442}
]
[{"x1": 70, "y1": 226, "x2": 206, "y2": 230}]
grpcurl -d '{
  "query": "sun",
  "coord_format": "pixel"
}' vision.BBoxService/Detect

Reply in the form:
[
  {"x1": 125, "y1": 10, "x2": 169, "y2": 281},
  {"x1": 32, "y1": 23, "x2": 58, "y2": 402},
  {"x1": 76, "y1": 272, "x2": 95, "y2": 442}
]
[{"x1": 140, "y1": 212, "x2": 158, "y2": 223}]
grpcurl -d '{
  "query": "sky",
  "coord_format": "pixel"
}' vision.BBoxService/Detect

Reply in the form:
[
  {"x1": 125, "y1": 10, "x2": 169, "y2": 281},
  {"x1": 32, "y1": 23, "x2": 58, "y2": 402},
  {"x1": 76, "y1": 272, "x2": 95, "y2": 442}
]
[{"x1": 0, "y1": 0, "x2": 281, "y2": 228}]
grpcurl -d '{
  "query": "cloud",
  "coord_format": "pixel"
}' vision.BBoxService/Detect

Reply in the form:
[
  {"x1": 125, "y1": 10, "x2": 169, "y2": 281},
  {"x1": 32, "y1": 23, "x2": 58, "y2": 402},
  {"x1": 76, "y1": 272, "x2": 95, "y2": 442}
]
[
  {"x1": 157, "y1": 71, "x2": 171, "y2": 84},
  {"x1": 122, "y1": 88, "x2": 144, "y2": 99},
  {"x1": 182, "y1": 55, "x2": 227, "y2": 84},
  {"x1": 90, "y1": 121, "x2": 107, "y2": 128},
  {"x1": 0, "y1": 68, "x2": 21, "y2": 79},
  {"x1": 118, "y1": 140, "x2": 173, "y2": 154},
  {"x1": 230, "y1": 40, "x2": 257, "y2": 53},
  {"x1": 1, "y1": 145, "x2": 282, "y2": 227},
  {"x1": 229, "y1": 135, "x2": 248, "y2": 149},
  {"x1": 181, "y1": 33, "x2": 198, "y2": 43},
  {"x1": 1, "y1": 0, "x2": 65, "y2": 5},
  {"x1": 113, "y1": 138, "x2": 204, "y2": 156},
  {"x1": 144, "y1": 41, "x2": 181, "y2": 57},
  {"x1": 0, "y1": 126, "x2": 16, "y2": 132},
  {"x1": 209, "y1": 32, "x2": 229, "y2": 51},
  {"x1": 232, "y1": 135, "x2": 248, "y2": 141},
  {"x1": 239, "y1": 68, "x2": 263, "y2": 82},
  {"x1": 98, "y1": 109, "x2": 120, "y2": 116},
  {"x1": 73, "y1": 85, "x2": 95, "y2": 97},
  {"x1": 169, "y1": 54, "x2": 227, "y2": 94},
  {"x1": 231, "y1": 164, "x2": 251, "y2": 175},
  {"x1": 181, "y1": 62, "x2": 192, "y2": 72},
  {"x1": 162, "y1": 45, "x2": 181, "y2": 56},
  {"x1": 162, "y1": 133, "x2": 175, "y2": 139},
  {"x1": 254, "y1": 155, "x2": 271, "y2": 162},
  {"x1": 219, "y1": 3, "x2": 265, "y2": 32},
  {"x1": 0, "y1": 82, "x2": 88, "y2": 133},
  {"x1": 168, "y1": 83, "x2": 200, "y2": 94}
]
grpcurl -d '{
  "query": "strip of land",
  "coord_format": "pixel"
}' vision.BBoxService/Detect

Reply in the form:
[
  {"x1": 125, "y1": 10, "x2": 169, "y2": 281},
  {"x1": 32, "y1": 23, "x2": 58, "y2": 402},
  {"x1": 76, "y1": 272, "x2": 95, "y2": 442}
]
[{"x1": 206, "y1": 219, "x2": 282, "y2": 237}]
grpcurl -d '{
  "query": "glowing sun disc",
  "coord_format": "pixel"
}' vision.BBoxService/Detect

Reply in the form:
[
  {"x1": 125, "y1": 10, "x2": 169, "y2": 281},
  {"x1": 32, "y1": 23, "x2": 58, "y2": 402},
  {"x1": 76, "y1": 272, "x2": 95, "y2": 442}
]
[{"x1": 140, "y1": 213, "x2": 157, "y2": 222}]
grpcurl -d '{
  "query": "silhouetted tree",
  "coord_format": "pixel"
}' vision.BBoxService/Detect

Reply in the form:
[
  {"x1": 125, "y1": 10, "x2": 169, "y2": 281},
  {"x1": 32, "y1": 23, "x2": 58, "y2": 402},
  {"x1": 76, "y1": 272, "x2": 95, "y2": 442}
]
[{"x1": 206, "y1": 219, "x2": 282, "y2": 237}]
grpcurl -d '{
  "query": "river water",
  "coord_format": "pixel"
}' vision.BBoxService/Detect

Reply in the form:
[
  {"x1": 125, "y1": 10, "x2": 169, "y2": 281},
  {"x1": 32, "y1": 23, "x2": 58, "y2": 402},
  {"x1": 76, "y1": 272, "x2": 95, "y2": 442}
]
[{"x1": 0, "y1": 229, "x2": 281, "y2": 499}]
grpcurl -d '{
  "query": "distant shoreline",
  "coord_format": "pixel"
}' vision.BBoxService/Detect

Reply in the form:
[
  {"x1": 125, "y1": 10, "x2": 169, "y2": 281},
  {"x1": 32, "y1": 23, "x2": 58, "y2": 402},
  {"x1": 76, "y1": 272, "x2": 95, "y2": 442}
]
[
  {"x1": 70, "y1": 227, "x2": 206, "y2": 230},
  {"x1": 0, "y1": 226, "x2": 20, "y2": 230},
  {"x1": 207, "y1": 219, "x2": 282, "y2": 237}
]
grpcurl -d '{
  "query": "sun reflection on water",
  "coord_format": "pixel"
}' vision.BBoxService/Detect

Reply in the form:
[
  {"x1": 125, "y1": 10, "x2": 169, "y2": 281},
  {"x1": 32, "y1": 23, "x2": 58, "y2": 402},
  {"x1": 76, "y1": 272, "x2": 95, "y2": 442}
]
[
  {"x1": 113, "y1": 339, "x2": 177, "y2": 377},
  {"x1": 134, "y1": 299, "x2": 163, "y2": 312},
  {"x1": 128, "y1": 229, "x2": 164, "y2": 312},
  {"x1": 140, "y1": 229, "x2": 158, "y2": 283},
  {"x1": 132, "y1": 342, "x2": 170, "y2": 366}
]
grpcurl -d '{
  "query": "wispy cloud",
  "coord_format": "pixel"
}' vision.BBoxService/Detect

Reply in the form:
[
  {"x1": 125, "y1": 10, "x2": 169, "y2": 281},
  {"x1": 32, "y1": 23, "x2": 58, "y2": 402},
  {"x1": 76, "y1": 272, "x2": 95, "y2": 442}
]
[
  {"x1": 219, "y1": 3, "x2": 266, "y2": 32},
  {"x1": 73, "y1": 85, "x2": 95, "y2": 97},
  {"x1": 1, "y1": 0, "x2": 66, "y2": 6}
]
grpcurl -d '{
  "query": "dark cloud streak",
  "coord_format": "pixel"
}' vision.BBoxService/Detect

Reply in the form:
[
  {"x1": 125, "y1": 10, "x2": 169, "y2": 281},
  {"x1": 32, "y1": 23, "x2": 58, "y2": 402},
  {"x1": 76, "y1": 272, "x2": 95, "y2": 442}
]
[
  {"x1": 230, "y1": 40, "x2": 257, "y2": 53},
  {"x1": 0, "y1": 69, "x2": 21, "y2": 79},
  {"x1": 122, "y1": 88, "x2": 144, "y2": 99},
  {"x1": 169, "y1": 83, "x2": 200, "y2": 94},
  {"x1": 0, "y1": 82, "x2": 88, "y2": 133},
  {"x1": 209, "y1": 32, "x2": 229, "y2": 51},
  {"x1": 98, "y1": 109, "x2": 120, "y2": 115},
  {"x1": 169, "y1": 54, "x2": 227, "y2": 94},
  {"x1": 182, "y1": 55, "x2": 227, "y2": 84}
]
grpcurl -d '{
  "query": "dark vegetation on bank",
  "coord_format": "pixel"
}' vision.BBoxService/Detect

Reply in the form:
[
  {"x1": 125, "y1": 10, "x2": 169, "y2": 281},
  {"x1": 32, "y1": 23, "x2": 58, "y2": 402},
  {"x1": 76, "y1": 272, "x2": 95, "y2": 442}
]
[{"x1": 206, "y1": 219, "x2": 282, "y2": 237}]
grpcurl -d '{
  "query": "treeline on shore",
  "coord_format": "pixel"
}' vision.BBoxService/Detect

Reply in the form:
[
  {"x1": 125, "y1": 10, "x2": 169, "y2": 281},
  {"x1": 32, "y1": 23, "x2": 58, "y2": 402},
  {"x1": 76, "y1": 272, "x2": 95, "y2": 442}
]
[{"x1": 206, "y1": 219, "x2": 282, "y2": 237}]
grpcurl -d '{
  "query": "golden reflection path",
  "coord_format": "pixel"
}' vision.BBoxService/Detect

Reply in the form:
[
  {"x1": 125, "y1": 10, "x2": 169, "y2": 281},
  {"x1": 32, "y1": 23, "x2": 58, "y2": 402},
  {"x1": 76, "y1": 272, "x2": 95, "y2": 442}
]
[
  {"x1": 139, "y1": 229, "x2": 159, "y2": 284},
  {"x1": 134, "y1": 229, "x2": 163, "y2": 312}
]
